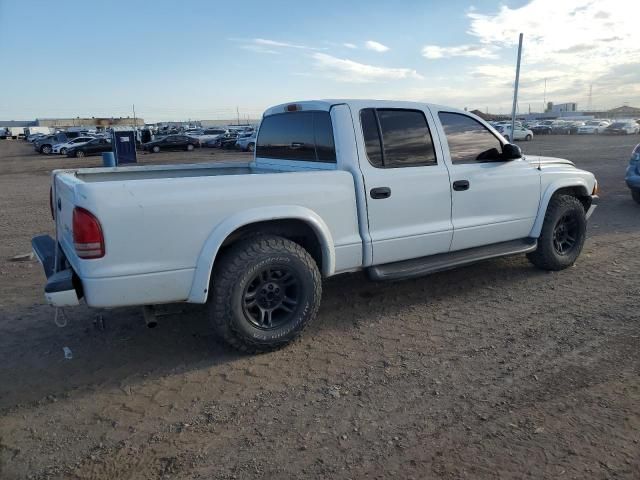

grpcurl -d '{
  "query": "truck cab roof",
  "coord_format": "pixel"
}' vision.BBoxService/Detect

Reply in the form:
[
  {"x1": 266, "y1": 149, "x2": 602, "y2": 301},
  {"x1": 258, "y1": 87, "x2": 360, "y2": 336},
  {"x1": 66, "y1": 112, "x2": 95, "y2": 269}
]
[{"x1": 263, "y1": 99, "x2": 468, "y2": 117}]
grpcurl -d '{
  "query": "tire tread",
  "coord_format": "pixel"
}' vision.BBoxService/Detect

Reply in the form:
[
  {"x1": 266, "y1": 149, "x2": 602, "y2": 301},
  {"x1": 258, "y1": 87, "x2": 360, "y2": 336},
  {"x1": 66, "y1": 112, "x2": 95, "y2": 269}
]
[{"x1": 209, "y1": 235, "x2": 321, "y2": 353}]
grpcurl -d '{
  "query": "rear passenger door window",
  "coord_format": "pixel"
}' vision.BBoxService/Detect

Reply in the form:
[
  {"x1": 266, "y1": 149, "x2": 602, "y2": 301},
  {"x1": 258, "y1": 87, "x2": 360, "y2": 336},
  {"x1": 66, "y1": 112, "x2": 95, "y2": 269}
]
[
  {"x1": 438, "y1": 112, "x2": 503, "y2": 164},
  {"x1": 257, "y1": 111, "x2": 336, "y2": 163},
  {"x1": 360, "y1": 108, "x2": 437, "y2": 168}
]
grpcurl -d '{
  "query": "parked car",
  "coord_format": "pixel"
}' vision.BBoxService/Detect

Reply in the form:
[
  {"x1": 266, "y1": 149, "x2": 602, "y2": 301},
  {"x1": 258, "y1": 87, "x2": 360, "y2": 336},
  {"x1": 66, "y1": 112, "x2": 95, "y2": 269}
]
[
  {"x1": 551, "y1": 121, "x2": 575, "y2": 135},
  {"x1": 208, "y1": 132, "x2": 239, "y2": 149},
  {"x1": 26, "y1": 133, "x2": 48, "y2": 143},
  {"x1": 33, "y1": 99, "x2": 597, "y2": 353},
  {"x1": 194, "y1": 128, "x2": 228, "y2": 144},
  {"x1": 495, "y1": 125, "x2": 533, "y2": 141},
  {"x1": 531, "y1": 124, "x2": 552, "y2": 135},
  {"x1": 625, "y1": 144, "x2": 640, "y2": 204},
  {"x1": 185, "y1": 129, "x2": 204, "y2": 138},
  {"x1": 603, "y1": 121, "x2": 640, "y2": 135},
  {"x1": 577, "y1": 120, "x2": 610, "y2": 134},
  {"x1": 142, "y1": 135, "x2": 199, "y2": 153},
  {"x1": 236, "y1": 132, "x2": 257, "y2": 152},
  {"x1": 65, "y1": 138, "x2": 112, "y2": 158},
  {"x1": 34, "y1": 132, "x2": 83, "y2": 154},
  {"x1": 52, "y1": 136, "x2": 95, "y2": 155}
]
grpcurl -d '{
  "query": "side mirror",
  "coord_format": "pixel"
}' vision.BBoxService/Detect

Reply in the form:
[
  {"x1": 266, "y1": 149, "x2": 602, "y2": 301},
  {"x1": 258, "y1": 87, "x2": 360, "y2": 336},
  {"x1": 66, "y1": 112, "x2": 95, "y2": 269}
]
[{"x1": 502, "y1": 143, "x2": 522, "y2": 160}]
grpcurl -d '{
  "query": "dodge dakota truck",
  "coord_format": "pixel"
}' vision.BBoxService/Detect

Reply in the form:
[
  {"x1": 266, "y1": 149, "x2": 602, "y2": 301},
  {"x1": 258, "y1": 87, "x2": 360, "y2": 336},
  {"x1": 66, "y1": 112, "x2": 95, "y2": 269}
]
[{"x1": 33, "y1": 100, "x2": 598, "y2": 352}]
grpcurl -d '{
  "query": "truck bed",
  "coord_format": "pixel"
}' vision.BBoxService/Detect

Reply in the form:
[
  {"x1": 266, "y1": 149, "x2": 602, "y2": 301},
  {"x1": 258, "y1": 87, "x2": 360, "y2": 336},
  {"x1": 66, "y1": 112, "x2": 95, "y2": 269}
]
[
  {"x1": 52, "y1": 161, "x2": 364, "y2": 307},
  {"x1": 73, "y1": 162, "x2": 270, "y2": 183}
]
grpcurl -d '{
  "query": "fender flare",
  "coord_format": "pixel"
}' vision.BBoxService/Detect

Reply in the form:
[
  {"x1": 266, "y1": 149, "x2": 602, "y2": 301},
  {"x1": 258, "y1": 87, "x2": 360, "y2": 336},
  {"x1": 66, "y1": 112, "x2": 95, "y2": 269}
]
[
  {"x1": 187, "y1": 206, "x2": 335, "y2": 303},
  {"x1": 529, "y1": 179, "x2": 591, "y2": 238}
]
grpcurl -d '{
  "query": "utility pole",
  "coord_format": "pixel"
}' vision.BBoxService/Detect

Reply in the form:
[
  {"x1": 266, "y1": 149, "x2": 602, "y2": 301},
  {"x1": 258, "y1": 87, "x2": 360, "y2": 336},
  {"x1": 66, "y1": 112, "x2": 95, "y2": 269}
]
[
  {"x1": 510, "y1": 33, "x2": 523, "y2": 138},
  {"x1": 132, "y1": 104, "x2": 137, "y2": 127},
  {"x1": 587, "y1": 84, "x2": 593, "y2": 111},
  {"x1": 236, "y1": 106, "x2": 240, "y2": 125},
  {"x1": 543, "y1": 78, "x2": 547, "y2": 112}
]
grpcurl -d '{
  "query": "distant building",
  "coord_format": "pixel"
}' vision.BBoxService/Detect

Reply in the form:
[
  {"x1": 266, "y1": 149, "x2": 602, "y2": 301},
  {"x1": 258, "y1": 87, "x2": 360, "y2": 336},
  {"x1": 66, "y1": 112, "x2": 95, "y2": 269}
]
[
  {"x1": 547, "y1": 102, "x2": 577, "y2": 113},
  {"x1": 35, "y1": 117, "x2": 144, "y2": 129},
  {"x1": 200, "y1": 119, "x2": 260, "y2": 128},
  {"x1": 583, "y1": 105, "x2": 640, "y2": 119},
  {"x1": 0, "y1": 120, "x2": 35, "y2": 127}
]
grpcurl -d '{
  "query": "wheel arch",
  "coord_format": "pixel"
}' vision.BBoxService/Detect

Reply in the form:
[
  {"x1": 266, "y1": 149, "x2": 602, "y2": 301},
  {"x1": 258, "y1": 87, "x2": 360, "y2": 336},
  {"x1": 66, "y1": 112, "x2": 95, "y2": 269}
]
[
  {"x1": 187, "y1": 206, "x2": 335, "y2": 303},
  {"x1": 529, "y1": 181, "x2": 592, "y2": 238}
]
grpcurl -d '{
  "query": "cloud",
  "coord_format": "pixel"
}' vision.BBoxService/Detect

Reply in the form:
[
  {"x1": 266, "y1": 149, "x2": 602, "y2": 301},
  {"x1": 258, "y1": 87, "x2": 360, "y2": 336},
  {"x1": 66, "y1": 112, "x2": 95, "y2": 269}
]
[
  {"x1": 422, "y1": 44, "x2": 497, "y2": 59},
  {"x1": 312, "y1": 53, "x2": 422, "y2": 83},
  {"x1": 365, "y1": 40, "x2": 390, "y2": 52},
  {"x1": 240, "y1": 44, "x2": 280, "y2": 55},
  {"x1": 421, "y1": 0, "x2": 640, "y2": 109},
  {"x1": 253, "y1": 38, "x2": 316, "y2": 50},
  {"x1": 343, "y1": 42, "x2": 358, "y2": 49}
]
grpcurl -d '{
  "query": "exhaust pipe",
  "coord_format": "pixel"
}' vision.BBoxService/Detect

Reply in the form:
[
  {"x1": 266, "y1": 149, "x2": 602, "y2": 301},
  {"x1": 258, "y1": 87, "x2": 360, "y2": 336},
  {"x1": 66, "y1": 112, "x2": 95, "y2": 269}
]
[{"x1": 142, "y1": 306, "x2": 158, "y2": 328}]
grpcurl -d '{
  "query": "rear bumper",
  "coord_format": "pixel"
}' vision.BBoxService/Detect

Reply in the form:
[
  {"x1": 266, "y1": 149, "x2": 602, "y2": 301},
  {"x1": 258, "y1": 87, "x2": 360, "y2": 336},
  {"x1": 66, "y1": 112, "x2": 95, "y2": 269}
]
[{"x1": 32, "y1": 235, "x2": 81, "y2": 307}]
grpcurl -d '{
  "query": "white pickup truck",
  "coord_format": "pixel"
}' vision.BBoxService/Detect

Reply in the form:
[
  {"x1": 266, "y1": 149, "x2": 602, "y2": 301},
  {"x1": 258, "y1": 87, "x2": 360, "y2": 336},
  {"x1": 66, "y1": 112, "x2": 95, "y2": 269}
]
[{"x1": 33, "y1": 100, "x2": 598, "y2": 352}]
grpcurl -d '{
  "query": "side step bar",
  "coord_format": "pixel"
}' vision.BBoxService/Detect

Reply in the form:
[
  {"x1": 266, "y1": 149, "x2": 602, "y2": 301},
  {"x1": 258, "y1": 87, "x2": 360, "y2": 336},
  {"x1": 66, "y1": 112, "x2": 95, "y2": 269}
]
[{"x1": 367, "y1": 238, "x2": 537, "y2": 281}]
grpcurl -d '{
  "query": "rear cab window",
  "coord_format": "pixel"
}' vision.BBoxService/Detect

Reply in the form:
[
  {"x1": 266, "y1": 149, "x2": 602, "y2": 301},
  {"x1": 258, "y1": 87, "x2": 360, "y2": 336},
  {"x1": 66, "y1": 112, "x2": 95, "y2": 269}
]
[{"x1": 256, "y1": 111, "x2": 336, "y2": 163}]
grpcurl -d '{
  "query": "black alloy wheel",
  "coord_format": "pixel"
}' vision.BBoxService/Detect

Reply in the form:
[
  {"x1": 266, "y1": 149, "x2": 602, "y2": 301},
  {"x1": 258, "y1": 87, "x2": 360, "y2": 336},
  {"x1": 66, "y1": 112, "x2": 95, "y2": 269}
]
[
  {"x1": 242, "y1": 266, "x2": 300, "y2": 329},
  {"x1": 552, "y1": 214, "x2": 579, "y2": 255}
]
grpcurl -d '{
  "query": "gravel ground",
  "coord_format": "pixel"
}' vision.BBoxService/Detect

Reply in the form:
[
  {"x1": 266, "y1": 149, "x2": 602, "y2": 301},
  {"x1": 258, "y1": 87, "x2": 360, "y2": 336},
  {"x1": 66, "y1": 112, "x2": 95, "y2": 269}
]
[{"x1": 0, "y1": 135, "x2": 639, "y2": 479}]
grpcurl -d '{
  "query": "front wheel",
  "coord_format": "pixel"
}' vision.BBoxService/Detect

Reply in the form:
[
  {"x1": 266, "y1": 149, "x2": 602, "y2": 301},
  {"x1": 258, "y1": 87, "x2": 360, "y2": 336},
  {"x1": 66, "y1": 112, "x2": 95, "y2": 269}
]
[
  {"x1": 631, "y1": 189, "x2": 640, "y2": 204},
  {"x1": 60, "y1": 148, "x2": 67, "y2": 155},
  {"x1": 152, "y1": 145, "x2": 160, "y2": 153},
  {"x1": 75, "y1": 150, "x2": 85, "y2": 158},
  {"x1": 40, "y1": 145, "x2": 52, "y2": 154},
  {"x1": 527, "y1": 195, "x2": 586, "y2": 270},
  {"x1": 525, "y1": 134, "x2": 532, "y2": 141},
  {"x1": 186, "y1": 144, "x2": 194, "y2": 151},
  {"x1": 209, "y1": 235, "x2": 322, "y2": 353}
]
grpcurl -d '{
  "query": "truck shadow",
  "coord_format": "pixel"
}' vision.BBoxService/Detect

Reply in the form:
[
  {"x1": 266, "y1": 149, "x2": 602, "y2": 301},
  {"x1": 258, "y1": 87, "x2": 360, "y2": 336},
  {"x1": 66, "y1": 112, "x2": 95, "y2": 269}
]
[{"x1": 0, "y1": 255, "x2": 557, "y2": 410}]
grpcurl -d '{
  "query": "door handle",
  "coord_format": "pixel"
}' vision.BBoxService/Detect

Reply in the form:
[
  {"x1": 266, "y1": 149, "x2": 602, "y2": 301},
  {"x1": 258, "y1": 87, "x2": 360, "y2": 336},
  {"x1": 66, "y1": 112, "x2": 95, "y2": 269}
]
[
  {"x1": 452, "y1": 180, "x2": 470, "y2": 191},
  {"x1": 370, "y1": 187, "x2": 391, "y2": 199}
]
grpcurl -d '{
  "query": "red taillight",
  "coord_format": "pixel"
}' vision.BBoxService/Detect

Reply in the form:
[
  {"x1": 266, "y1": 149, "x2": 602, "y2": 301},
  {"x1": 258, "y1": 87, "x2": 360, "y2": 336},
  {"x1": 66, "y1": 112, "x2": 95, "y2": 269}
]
[
  {"x1": 73, "y1": 207, "x2": 105, "y2": 259},
  {"x1": 49, "y1": 186, "x2": 55, "y2": 220}
]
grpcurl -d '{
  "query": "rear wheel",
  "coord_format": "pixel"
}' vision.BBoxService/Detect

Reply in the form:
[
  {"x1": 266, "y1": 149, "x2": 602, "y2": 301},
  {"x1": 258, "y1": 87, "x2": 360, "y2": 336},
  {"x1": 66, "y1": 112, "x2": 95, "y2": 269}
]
[
  {"x1": 75, "y1": 150, "x2": 85, "y2": 158},
  {"x1": 631, "y1": 189, "x2": 640, "y2": 204},
  {"x1": 60, "y1": 148, "x2": 67, "y2": 155},
  {"x1": 209, "y1": 235, "x2": 322, "y2": 353},
  {"x1": 152, "y1": 145, "x2": 160, "y2": 153},
  {"x1": 247, "y1": 142, "x2": 255, "y2": 152},
  {"x1": 40, "y1": 144, "x2": 52, "y2": 154},
  {"x1": 527, "y1": 195, "x2": 586, "y2": 271},
  {"x1": 525, "y1": 134, "x2": 532, "y2": 141},
  {"x1": 186, "y1": 144, "x2": 195, "y2": 151}
]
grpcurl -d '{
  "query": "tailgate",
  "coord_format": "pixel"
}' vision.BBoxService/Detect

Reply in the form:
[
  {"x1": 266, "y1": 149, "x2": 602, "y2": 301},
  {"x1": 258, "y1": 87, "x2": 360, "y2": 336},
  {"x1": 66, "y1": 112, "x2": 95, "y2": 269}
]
[{"x1": 53, "y1": 172, "x2": 81, "y2": 258}]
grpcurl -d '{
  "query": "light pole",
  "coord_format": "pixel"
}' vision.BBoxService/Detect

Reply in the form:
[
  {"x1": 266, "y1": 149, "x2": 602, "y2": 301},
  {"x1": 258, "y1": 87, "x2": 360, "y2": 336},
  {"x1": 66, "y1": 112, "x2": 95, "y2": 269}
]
[{"x1": 510, "y1": 33, "x2": 523, "y2": 139}]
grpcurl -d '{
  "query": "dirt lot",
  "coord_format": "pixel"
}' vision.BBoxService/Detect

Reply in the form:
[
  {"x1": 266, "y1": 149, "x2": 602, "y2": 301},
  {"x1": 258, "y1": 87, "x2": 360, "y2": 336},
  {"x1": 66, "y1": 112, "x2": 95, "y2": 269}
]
[{"x1": 1, "y1": 135, "x2": 639, "y2": 479}]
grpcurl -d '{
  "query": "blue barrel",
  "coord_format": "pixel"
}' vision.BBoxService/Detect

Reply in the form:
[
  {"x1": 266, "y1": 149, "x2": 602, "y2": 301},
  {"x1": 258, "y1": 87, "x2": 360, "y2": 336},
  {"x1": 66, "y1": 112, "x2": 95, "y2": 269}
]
[{"x1": 102, "y1": 152, "x2": 116, "y2": 167}]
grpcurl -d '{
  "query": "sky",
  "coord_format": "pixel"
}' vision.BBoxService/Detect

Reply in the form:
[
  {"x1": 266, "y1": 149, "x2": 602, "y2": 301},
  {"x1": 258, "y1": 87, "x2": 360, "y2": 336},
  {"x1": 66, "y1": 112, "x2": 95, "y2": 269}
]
[{"x1": 1, "y1": 0, "x2": 639, "y2": 122}]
